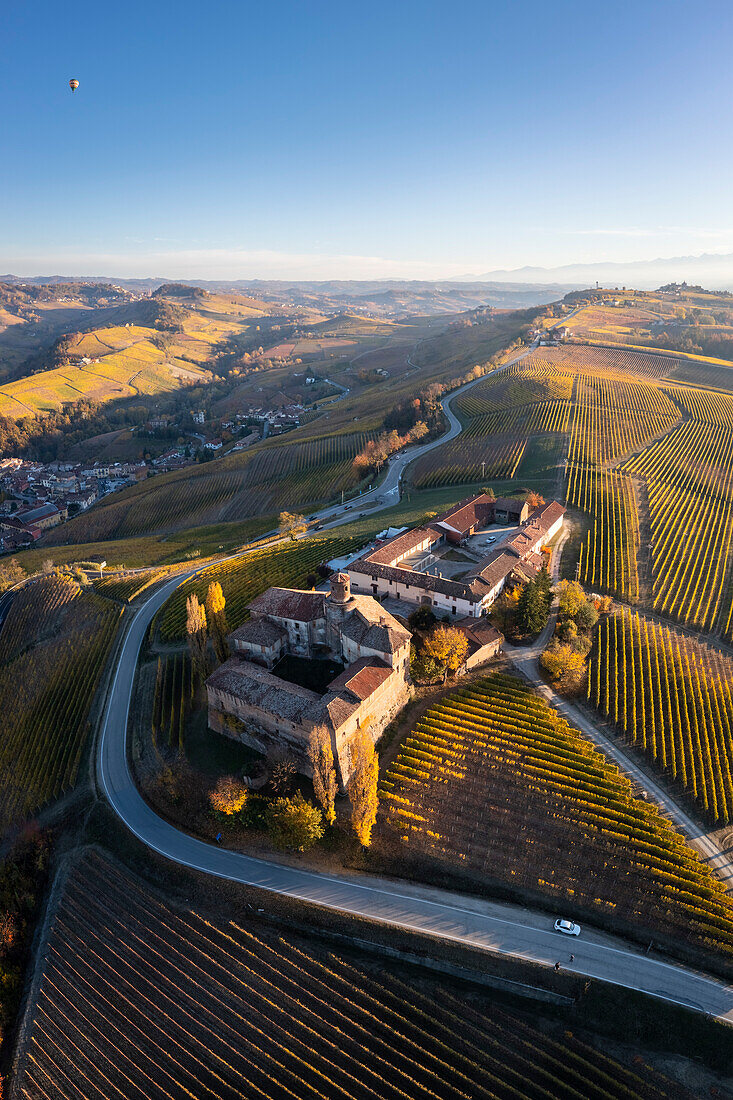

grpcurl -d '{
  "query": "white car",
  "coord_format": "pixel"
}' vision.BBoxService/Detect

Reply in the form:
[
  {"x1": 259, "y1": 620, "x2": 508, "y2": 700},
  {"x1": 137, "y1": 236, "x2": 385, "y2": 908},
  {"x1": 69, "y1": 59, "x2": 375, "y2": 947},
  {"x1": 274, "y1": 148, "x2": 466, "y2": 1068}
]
[{"x1": 554, "y1": 918, "x2": 581, "y2": 936}]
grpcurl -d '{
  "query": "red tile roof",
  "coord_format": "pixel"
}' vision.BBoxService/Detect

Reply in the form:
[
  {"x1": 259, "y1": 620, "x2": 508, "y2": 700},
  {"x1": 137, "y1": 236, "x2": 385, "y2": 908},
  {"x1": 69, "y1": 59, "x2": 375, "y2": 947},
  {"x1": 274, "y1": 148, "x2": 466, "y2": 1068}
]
[
  {"x1": 327, "y1": 657, "x2": 392, "y2": 701},
  {"x1": 366, "y1": 525, "x2": 443, "y2": 565},
  {"x1": 432, "y1": 492, "x2": 497, "y2": 537},
  {"x1": 247, "y1": 588, "x2": 325, "y2": 622},
  {"x1": 455, "y1": 617, "x2": 504, "y2": 650}
]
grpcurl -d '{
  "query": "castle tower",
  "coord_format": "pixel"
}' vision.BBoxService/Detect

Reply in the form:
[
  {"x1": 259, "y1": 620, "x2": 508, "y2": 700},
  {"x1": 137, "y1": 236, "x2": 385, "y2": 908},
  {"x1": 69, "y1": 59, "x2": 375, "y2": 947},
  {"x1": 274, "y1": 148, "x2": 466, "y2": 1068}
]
[
  {"x1": 326, "y1": 573, "x2": 353, "y2": 656},
  {"x1": 330, "y1": 573, "x2": 351, "y2": 604}
]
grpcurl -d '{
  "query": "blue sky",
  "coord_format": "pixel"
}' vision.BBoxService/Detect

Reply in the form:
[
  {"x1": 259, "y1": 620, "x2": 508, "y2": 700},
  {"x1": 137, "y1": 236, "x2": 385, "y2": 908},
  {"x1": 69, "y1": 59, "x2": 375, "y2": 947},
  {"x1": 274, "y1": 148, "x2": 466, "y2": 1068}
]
[{"x1": 2, "y1": 0, "x2": 733, "y2": 279}]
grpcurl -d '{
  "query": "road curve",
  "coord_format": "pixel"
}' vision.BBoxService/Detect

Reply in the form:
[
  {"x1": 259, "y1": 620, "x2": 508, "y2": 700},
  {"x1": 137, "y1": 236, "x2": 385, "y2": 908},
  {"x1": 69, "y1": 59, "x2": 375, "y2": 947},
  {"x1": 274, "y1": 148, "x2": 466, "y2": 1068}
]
[
  {"x1": 97, "y1": 567, "x2": 733, "y2": 1022},
  {"x1": 314, "y1": 342, "x2": 534, "y2": 517},
  {"x1": 94, "y1": 346, "x2": 733, "y2": 1022}
]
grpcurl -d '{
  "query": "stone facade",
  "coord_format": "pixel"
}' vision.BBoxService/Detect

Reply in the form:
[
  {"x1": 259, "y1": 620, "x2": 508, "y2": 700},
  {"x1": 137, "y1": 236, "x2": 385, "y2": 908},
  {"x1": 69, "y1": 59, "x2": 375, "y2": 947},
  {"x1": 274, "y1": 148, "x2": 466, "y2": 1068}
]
[{"x1": 206, "y1": 575, "x2": 412, "y2": 788}]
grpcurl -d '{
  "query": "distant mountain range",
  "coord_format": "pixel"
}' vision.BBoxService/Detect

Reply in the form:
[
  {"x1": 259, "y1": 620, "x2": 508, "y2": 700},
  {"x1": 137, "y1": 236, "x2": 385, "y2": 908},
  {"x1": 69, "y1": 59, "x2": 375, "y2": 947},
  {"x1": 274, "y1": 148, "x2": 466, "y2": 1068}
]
[
  {"x1": 459, "y1": 251, "x2": 733, "y2": 290},
  {"x1": 6, "y1": 250, "x2": 733, "y2": 307},
  {"x1": 0, "y1": 277, "x2": 578, "y2": 317}
]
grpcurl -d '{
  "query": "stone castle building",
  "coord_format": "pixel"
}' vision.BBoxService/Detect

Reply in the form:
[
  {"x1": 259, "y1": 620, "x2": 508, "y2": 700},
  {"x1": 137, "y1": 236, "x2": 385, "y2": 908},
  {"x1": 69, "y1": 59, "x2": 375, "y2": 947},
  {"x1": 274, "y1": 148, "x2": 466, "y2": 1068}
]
[{"x1": 206, "y1": 574, "x2": 411, "y2": 788}]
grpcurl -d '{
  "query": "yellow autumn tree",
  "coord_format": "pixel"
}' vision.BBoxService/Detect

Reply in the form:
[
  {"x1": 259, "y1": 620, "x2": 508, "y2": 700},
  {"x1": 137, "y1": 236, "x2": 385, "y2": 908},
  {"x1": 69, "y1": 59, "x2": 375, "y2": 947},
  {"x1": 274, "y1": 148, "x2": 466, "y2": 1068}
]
[
  {"x1": 209, "y1": 775, "x2": 249, "y2": 815},
  {"x1": 422, "y1": 625, "x2": 468, "y2": 682},
  {"x1": 186, "y1": 593, "x2": 209, "y2": 683},
  {"x1": 347, "y1": 728, "x2": 379, "y2": 847},
  {"x1": 308, "y1": 726, "x2": 337, "y2": 825},
  {"x1": 205, "y1": 581, "x2": 229, "y2": 664},
  {"x1": 278, "y1": 511, "x2": 307, "y2": 539},
  {"x1": 540, "y1": 642, "x2": 586, "y2": 688}
]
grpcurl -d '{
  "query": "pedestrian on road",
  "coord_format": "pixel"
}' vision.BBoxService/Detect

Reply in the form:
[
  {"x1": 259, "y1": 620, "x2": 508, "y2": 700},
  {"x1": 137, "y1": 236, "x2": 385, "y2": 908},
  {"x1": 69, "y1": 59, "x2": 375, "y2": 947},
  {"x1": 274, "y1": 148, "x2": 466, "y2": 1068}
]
[{"x1": 569, "y1": 954, "x2": 575, "y2": 962}]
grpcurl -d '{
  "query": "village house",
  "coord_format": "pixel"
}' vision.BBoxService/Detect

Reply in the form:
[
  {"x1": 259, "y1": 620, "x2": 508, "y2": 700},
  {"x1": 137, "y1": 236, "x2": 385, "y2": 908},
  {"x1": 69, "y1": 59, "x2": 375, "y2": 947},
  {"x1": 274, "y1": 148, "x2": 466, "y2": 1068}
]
[
  {"x1": 17, "y1": 502, "x2": 65, "y2": 530},
  {"x1": 348, "y1": 493, "x2": 565, "y2": 618},
  {"x1": 206, "y1": 574, "x2": 411, "y2": 788}
]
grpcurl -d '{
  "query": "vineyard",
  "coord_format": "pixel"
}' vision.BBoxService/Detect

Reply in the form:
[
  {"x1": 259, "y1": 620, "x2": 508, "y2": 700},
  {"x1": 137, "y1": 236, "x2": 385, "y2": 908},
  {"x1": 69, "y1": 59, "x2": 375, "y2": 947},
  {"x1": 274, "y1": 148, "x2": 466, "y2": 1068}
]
[
  {"x1": 96, "y1": 569, "x2": 167, "y2": 603},
  {"x1": 588, "y1": 610, "x2": 733, "y2": 824},
  {"x1": 621, "y1": 414, "x2": 733, "y2": 630},
  {"x1": 0, "y1": 576, "x2": 121, "y2": 836},
  {"x1": 47, "y1": 431, "x2": 374, "y2": 543},
  {"x1": 568, "y1": 374, "x2": 679, "y2": 467},
  {"x1": 667, "y1": 357, "x2": 733, "y2": 392},
  {"x1": 380, "y1": 674, "x2": 733, "y2": 954},
  {"x1": 411, "y1": 361, "x2": 572, "y2": 491},
  {"x1": 409, "y1": 434, "x2": 527, "y2": 489},
  {"x1": 158, "y1": 533, "x2": 369, "y2": 641},
  {"x1": 151, "y1": 652, "x2": 193, "y2": 755},
  {"x1": 453, "y1": 363, "x2": 574, "y2": 418},
  {"x1": 665, "y1": 385, "x2": 733, "y2": 427},
  {"x1": 461, "y1": 399, "x2": 571, "y2": 438},
  {"x1": 15, "y1": 848, "x2": 692, "y2": 1100},
  {"x1": 526, "y1": 344, "x2": 675, "y2": 379},
  {"x1": 565, "y1": 465, "x2": 640, "y2": 600}
]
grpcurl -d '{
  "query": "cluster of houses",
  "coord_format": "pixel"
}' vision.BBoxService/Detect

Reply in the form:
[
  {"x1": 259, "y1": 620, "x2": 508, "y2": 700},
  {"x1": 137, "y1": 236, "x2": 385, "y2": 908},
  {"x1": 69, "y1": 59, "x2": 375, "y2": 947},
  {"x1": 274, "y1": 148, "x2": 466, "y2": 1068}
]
[{"x1": 0, "y1": 458, "x2": 149, "y2": 551}]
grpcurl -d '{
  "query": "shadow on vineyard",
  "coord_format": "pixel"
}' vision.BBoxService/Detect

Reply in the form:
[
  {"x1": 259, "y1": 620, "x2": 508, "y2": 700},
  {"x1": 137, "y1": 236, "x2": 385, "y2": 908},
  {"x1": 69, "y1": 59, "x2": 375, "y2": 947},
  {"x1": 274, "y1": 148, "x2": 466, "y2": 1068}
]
[
  {"x1": 0, "y1": 575, "x2": 121, "y2": 840},
  {"x1": 11, "y1": 846, "x2": 711, "y2": 1100},
  {"x1": 378, "y1": 672, "x2": 733, "y2": 971}
]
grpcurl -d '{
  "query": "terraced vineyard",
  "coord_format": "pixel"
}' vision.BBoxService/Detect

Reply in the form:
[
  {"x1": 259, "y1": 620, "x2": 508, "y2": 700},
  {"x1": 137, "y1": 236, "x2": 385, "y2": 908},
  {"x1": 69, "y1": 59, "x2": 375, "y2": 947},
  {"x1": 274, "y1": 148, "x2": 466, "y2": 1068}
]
[
  {"x1": 15, "y1": 849, "x2": 691, "y2": 1100},
  {"x1": 0, "y1": 576, "x2": 121, "y2": 836},
  {"x1": 589, "y1": 610, "x2": 733, "y2": 824},
  {"x1": 380, "y1": 674, "x2": 733, "y2": 954}
]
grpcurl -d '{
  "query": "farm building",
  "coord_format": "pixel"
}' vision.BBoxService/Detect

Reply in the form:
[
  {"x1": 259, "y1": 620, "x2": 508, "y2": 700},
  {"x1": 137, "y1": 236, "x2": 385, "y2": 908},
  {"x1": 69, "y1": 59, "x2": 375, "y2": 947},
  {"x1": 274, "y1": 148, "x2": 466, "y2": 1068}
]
[
  {"x1": 348, "y1": 493, "x2": 564, "y2": 618},
  {"x1": 206, "y1": 574, "x2": 411, "y2": 788},
  {"x1": 455, "y1": 618, "x2": 504, "y2": 669}
]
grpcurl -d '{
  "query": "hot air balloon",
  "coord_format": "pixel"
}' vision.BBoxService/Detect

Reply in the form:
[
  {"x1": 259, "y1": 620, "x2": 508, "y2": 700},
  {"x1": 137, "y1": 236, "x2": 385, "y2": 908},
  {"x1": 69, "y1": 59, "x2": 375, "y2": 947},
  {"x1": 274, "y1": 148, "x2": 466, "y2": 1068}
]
[{"x1": 69, "y1": 79, "x2": 79, "y2": 93}]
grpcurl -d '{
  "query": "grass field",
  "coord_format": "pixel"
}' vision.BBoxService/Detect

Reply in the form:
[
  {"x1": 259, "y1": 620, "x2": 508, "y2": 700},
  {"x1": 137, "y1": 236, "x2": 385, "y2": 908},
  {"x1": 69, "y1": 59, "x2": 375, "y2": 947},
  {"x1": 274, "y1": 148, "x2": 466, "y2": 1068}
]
[{"x1": 15, "y1": 847, "x2": 698, "y2": 1100}]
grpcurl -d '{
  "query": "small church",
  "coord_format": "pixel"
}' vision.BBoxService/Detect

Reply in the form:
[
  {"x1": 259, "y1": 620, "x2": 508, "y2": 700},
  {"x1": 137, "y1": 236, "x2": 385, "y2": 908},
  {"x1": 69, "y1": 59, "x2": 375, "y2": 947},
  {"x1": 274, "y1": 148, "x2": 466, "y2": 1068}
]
[{"x1": 205, "y1": 574, "x2": 412, "y2": 787}]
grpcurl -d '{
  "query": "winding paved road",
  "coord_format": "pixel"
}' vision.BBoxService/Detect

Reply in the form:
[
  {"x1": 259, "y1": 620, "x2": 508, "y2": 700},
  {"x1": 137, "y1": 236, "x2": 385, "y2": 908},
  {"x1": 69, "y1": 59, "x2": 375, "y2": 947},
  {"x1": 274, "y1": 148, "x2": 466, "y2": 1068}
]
[{"x1": 95, "y1": 356, "x2": 733, "y2": 1024}]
